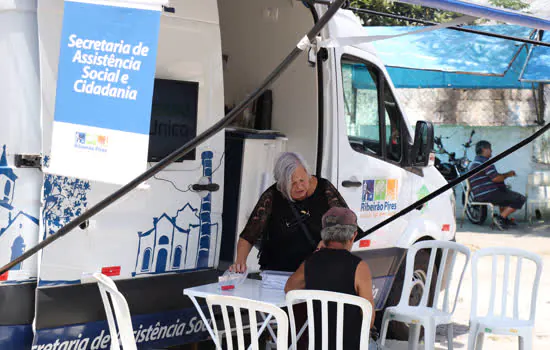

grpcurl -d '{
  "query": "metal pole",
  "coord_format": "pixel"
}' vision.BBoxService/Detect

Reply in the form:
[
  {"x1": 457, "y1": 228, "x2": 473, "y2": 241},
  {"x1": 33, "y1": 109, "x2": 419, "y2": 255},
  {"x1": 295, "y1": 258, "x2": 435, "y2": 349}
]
[
  {"x1": 0, "y1": 0, "x2": 347, "y2": 276},
  {"x1": 358, "y1": 121, "x2": 550, "y2": 239},
  {"x1": 537, "y1": 30, "x2": 546, "y2": 125}
]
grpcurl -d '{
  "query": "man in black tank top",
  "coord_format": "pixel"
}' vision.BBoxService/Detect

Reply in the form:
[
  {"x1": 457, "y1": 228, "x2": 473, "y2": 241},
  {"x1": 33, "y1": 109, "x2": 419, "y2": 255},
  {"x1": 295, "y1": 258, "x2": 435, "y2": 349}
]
[{"x1": 285, "y1": 207, "x2": 375, "y2": 349}]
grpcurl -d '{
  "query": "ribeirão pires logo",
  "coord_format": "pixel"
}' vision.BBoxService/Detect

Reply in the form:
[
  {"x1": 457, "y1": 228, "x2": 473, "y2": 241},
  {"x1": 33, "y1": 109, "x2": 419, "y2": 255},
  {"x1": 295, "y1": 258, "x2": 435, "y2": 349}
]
[
  {"x1": 360, "y1": 179, "x2": 399, "y2": 218},
  {"x1": 74, "y1": 132, "x2": 109, "y2": 153}
]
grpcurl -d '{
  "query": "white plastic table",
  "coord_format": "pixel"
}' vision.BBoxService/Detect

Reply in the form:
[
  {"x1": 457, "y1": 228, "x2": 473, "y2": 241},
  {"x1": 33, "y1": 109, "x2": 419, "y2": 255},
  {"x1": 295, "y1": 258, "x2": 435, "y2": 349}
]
[{"x1": 184, "y1": 279, "x2": 305, "y2": 349}]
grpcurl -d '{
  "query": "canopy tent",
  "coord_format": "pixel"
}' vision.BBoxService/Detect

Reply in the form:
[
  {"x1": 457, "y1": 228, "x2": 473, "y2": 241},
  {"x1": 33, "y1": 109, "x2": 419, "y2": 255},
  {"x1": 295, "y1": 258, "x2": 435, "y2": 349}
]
[
  {"x1": 384, "y1": 46, "x2": 533, "y2": 89},
  {"x1": 366, "y1": 25, "x2": 533, "y2": 75},
  {"x1": 520, "y1": 31, "x2": 550, "y2": 82},
  {"x1": 363, "y1": 25, "x2": 540, "y2": 89},
  {"x1": 347, "y1": 0, "x2": 550, "y2": 86}
]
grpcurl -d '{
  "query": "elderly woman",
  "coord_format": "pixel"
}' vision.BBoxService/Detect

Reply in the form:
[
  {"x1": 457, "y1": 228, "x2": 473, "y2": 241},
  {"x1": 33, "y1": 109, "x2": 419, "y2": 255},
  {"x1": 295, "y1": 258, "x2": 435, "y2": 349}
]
[{"x1": 230, "y1": 152, "x2": 354, "y2": 273}]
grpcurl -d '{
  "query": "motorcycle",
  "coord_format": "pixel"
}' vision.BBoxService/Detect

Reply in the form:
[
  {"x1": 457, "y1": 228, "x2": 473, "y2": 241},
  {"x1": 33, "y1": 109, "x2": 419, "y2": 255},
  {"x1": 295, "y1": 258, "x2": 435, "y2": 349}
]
[{"x1": 434, "y1": 130, "x2": 488, "y2": 224}]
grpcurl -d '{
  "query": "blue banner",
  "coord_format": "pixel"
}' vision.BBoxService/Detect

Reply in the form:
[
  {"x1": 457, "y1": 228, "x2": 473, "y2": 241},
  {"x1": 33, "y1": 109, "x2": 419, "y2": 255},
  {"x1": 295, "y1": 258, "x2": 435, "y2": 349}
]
[
  {"x1": 47, "y1": 1, "x2": 162, "y2": 185},
  {"x1": 55, "y1": 1, "x2": 159, "y2": 133},
  {"x1": 31, "y1": 307, "x2": 211, "y2": 350}
]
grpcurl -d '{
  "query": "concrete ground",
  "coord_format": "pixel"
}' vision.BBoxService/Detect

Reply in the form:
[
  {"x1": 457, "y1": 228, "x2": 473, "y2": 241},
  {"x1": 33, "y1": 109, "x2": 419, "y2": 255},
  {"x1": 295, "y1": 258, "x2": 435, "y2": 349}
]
[{"x1": 384, "y1": 220, "x2": 550, "y2": 350}]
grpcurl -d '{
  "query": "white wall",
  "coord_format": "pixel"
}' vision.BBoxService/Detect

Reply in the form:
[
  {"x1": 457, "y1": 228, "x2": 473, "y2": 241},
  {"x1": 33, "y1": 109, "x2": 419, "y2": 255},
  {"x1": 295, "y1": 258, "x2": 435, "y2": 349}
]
[
  {"x1": 218, "y1": 0, "x2": 319, "y2": 168},
  {"x1": 397, "y1": 88, "x2": 538, "y2": 126}
]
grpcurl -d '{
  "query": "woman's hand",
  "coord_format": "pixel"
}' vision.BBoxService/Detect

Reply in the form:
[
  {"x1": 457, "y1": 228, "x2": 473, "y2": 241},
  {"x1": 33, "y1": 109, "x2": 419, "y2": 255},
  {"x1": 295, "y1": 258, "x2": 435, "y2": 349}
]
[
  {"x1": 229, "y1": 260, "x2": 247, "y2": 273},
  {"x1": 229, "y1": 238, "x2": 253, "y2": 273}
]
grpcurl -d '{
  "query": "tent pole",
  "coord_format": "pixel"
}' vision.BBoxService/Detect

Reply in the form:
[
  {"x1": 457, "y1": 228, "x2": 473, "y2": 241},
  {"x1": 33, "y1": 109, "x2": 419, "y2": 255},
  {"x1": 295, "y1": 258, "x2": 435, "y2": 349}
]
[{"x1": 537, "y1": 30, "x2": 545, "y2": 125}]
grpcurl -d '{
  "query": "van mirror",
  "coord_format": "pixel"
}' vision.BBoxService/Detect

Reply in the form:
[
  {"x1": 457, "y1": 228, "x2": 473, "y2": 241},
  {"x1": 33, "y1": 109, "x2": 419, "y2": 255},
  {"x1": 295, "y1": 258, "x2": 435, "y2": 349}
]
[{"x1": 410, "y1": 121, "x2": 434, "y2": 167}]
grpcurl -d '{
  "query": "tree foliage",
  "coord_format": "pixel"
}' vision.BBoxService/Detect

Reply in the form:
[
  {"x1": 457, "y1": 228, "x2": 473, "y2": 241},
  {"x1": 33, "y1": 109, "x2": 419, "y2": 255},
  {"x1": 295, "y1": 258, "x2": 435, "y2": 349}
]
[
  {"x1": 489, "y1": 0, "x2": 530, "y2": 10},
  {"x1": 349, "y1": 0, "x2": 462, "y2": 26},
  {"x1": 349, "y1": 0, "x2": 530, "y2": 26}
]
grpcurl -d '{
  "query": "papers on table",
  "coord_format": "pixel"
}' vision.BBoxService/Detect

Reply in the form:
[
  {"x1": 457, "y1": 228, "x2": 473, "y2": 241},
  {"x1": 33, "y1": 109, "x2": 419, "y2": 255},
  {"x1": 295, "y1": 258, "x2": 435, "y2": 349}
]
[{"x1": 260, "y1": 270, "x2": 293, "y2": 290}]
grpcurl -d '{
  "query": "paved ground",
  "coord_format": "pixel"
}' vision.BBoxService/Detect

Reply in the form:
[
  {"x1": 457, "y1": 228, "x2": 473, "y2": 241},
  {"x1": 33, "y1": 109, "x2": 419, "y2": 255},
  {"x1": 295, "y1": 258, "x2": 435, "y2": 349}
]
[{"x1": 385, "y1": 220, "x2": 550, "y2": 350}]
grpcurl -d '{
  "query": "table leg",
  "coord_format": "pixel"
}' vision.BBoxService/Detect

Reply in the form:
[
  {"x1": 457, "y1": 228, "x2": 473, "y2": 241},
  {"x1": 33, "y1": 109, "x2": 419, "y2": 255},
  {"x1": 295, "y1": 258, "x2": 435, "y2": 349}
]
[
  {"x1": 256, "y1": 313, "x2": 274, "y2": 340},
  {"x1": 287, "y1": 321, "x2": 308, "y2": 350},
  {"x1": 246, "y1": 313, "x2": 277, "y2": 350},
  {"x1": 260, "y1": 312, "x2": 278, "y2": 340},
  {"x1": 188, "y1": 295, "x2": 221, "y2": 349}
]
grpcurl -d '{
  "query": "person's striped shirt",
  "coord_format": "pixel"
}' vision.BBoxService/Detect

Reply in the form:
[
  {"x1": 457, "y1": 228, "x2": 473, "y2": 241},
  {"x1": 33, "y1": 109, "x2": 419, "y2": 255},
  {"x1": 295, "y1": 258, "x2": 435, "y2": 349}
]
[{"x1": 468, "y1": 155, "x2": 505, "y2": 200}]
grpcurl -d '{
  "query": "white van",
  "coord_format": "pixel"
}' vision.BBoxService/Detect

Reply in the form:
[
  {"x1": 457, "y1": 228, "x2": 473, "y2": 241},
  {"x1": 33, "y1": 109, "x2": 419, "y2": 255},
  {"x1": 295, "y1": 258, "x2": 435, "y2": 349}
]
[{"x1": 0, "y1": 0, "x2": 454, "y2": 348}]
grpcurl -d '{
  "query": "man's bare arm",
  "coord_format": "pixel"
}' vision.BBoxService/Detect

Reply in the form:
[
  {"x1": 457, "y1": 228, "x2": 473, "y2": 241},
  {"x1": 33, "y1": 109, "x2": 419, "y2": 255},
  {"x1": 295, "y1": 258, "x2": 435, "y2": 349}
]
[
  {"x1": 355, "y1": 261, "x2": 375, "y2": 328},
  {"x1": 492, "y1": 171, "x2": 515, "y2": 183},
  {"x1": 285, "y1": 262, "x2": 306, "y2": 293}
]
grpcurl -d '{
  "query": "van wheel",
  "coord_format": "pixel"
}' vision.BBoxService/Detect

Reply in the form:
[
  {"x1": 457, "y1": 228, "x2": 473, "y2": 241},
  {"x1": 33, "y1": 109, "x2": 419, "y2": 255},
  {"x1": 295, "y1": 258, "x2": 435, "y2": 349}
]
[{"x1": 380, "y1": 248, "x2": 438, "y2": 341}]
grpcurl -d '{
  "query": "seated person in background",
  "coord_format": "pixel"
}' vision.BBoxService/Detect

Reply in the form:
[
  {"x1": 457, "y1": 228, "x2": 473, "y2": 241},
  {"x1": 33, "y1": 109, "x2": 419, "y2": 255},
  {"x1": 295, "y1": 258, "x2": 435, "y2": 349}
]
[
  {"x1": 469, "y1": 140, "x2": 526, "y2": 230},
  {"x1": 285, "y1": 207, "x2": 375, "y2": 349}
]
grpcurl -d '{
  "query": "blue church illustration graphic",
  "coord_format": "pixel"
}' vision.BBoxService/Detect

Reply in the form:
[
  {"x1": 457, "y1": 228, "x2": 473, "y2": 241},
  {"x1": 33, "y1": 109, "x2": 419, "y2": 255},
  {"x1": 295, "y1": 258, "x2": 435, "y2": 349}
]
[
  {"x1": 0, "y1": 145, "x2": 17, "y2": 211},
  {"x1": 0, "y1": 145, "x2": 39, "y2": 280},
  {"x1": 133, "y1": 151, "x2": 219, "y2": 276}
]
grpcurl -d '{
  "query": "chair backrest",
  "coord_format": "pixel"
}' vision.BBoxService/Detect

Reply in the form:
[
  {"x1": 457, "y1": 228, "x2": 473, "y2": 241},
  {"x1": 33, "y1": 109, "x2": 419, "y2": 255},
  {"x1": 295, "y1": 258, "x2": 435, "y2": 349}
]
[
  {"x1": 471, "y1": 247, "x2": 543, "y2": 322},
  {"x1": 93, "y1": 273, "x2": 137, "y2": 350},
  {"x1": 206, "y1": 295, "x2": 288, "y2": 350},
  {"x1": 465, "y1": 178, "x2": 471, "y2": 192},
  {"x1": 286, "y1": 289, "x2": 372, "y2": 350},
  {"x1": 399, "y1": 240, "x2": 471, "y2": 314}
]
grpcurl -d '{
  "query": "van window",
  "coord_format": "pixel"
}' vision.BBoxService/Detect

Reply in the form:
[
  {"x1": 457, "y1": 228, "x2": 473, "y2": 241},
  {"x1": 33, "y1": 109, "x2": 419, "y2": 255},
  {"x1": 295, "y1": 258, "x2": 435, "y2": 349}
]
[
  {"x1": 342, "y1": 57, "x2": 402, "y2": 163},
  {"x1": 342, "y1": 59, "x2": 381, "y2": 156},
  {"x1": 384, "y1": 82, "x2": 402, "y2": 162}
]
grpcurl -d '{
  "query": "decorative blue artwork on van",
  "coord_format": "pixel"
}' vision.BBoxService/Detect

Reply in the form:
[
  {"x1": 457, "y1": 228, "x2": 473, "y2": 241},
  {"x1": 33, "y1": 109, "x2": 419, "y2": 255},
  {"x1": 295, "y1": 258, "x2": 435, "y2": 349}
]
[
  {"x1": 0, "y1": 145, "x2": 17, "y2": 211},
  {"x1": 41, "y1": 156, "x2": 91, "y2": 240},
  {"x1": 134, "y1": 151, "x2": 218, "y2": 275},
  {"x1": 0, "y1": 145, "x2": 39, "y2": 282}
]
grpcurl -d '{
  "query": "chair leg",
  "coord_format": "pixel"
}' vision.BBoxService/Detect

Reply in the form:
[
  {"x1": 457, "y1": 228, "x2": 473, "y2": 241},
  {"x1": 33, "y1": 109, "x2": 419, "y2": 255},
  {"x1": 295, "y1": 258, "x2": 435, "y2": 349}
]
[
  {"x1": 461, "y1": 202, "x2": 467, "y2": 228},
  {"x1": 379, "y1": 312, "x2": 391, "y2": 349},
  {"x1": 467, "y1": 323, "x2": 478, "y2": 350},
  {"x1": 519, "y1": 333, "x2": 533, "y2": 350},
  {"x1": 422, "y1": 322, "x2": 436, "y2": 350},
  {"x1": 475, "y1": 332, "x2": 485, "y2": 350},
  {"x1": 447, "y1": 323, "x2": 454, "y2": 350},
  {"x1": 408, "y1": 324, "x2": 421, "y2": 350}
]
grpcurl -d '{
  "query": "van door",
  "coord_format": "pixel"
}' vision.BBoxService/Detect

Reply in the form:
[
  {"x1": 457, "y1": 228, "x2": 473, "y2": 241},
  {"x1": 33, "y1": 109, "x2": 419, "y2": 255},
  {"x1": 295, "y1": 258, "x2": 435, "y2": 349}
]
[{"x1": 334, "y1": 47, "x2": 413, "y2": 250}]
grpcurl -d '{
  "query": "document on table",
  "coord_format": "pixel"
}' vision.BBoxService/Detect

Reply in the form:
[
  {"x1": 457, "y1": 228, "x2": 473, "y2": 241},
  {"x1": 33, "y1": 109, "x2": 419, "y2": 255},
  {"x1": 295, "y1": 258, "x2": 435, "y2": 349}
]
[{"x1": 260, "y1": 270, "x2": 293, "y2": 290}]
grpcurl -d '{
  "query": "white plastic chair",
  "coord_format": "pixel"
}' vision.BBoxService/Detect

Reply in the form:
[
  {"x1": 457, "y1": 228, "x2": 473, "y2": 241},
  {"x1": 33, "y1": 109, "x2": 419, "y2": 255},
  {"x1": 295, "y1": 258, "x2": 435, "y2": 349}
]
[
  {"x1": 206, "y1": 295, "x2": 288, "y2": 350},
  {"x1": 524, "y1": 172, "x2": 550, "y2": 224},
  {"x1": 468, "y1": 247, "x2": 543, "y2": 350},
  {"x1": 286, "y1": 289, "x2": 373, "y2": 350},
  {"x1": 379, "y1": 240, "x2": 471, "y2": 350},
  {"x1": 461, "y1": 179, "x2": 495, "y2": 228},
  {"x1": 92, "y1": 273, "x2": 137, "y2": 350}
]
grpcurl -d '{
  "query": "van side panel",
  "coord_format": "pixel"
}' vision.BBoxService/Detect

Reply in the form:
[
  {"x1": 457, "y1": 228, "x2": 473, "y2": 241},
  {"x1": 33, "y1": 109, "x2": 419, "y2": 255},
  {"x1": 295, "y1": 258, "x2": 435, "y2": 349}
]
[
  {"x1": 0, "y1": 1, "x2": 41, "y2": 348},
  {"x1": 33, "y1": 1, "x2": 225, "y2": 348}
]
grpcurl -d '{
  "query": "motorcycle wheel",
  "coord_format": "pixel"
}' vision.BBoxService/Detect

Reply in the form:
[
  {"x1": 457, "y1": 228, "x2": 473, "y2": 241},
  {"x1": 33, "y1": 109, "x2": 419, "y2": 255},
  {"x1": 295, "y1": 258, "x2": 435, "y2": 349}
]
[{"x1": 461, "y1": 191, "x2": 487, "y2": 224}]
